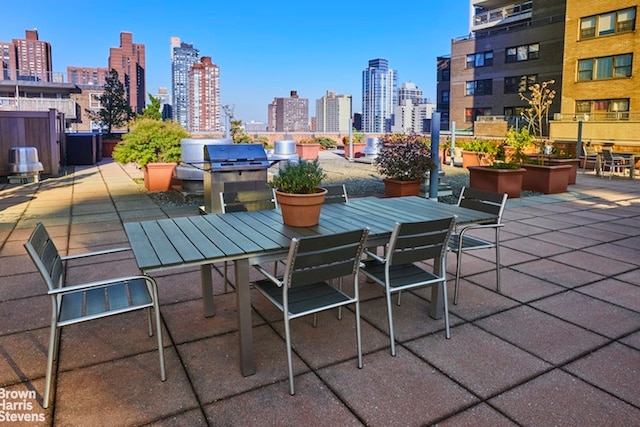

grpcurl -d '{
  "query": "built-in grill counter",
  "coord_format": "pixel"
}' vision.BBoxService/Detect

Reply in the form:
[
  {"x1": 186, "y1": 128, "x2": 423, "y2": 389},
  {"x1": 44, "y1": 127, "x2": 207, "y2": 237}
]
[{"x1": 202, "y1": 143, "x2": 271, "y2": 213}]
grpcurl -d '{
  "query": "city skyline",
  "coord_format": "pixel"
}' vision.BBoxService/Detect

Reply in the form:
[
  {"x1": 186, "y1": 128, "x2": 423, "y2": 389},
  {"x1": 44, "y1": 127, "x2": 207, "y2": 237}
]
[{"x1": 3, "y1": 0, "x2": 470, "y2": 123}]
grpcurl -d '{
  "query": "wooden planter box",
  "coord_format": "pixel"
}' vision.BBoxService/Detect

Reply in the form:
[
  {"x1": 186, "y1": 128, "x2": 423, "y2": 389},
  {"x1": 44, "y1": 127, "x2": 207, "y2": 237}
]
[
  {"x1": 296, "y1": 143, "x2": 321, "y2": 160},
  {"x1": 468, "y1": 166, "x2": 526, "y2": 198},
  {"x1": 522, "y1": 164, "x2": 571, "y2": 194}
]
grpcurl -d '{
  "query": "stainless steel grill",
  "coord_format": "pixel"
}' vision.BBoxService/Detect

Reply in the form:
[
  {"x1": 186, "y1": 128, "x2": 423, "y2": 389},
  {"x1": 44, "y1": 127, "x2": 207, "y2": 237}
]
[
  {"x1": 7, "y1": 147, "x2": 44, "y2": 183},
  {"x1": 202, "y1": 143, "x2": 270, "y2": 213}
]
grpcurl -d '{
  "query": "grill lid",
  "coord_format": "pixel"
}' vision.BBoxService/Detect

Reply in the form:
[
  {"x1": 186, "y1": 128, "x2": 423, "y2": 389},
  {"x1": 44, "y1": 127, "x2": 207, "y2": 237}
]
[{"x1": 204, "y1": 143, "x2": 270, "y2": 171}]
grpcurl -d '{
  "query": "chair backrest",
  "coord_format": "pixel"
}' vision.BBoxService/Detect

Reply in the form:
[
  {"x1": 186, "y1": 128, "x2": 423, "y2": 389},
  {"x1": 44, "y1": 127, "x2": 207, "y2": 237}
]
[
  {"x1": 600, "y1": 148, "x2": 613, "y2": 161},
  {"x1": 457, "y1": 186, "x2": 507, "y2": 224},
  {"x1": 323, "y1": 184, "x2": 349, "y2": 204},
  {"x1": 24, "y1": 222, "x2": 63, "y2": 291},
  {"x1": 583, "y1": 146, "x2": 598, "y2": 156},
  {"x1": 220, "y1": 189, "x2": 277, "y2": 213},
  {"x1": 386, "y1": 217, "x2": 456, "y2": 267},
  {"x1": 282, "y1": 228, "x2": 369, "y2": 288}
]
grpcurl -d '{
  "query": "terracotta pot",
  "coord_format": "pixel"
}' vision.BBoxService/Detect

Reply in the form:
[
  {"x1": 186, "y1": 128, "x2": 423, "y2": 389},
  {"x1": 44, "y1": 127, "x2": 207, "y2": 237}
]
[
  {"x1": 383, "y1": 179, "x2": 422, "y2": 198},
  {"x1": 102, "y1": 140, "x2": 119, "y2": 157},
  {"x1": 468, "y1": 166, "x2": 526, "y2": 198},
  {"x1": 344, "y1": 143, "x2": 367, "y2": 158},
  {"x1": 275, "y1": 188, "x2": 327, "y2": 227},
  {"x1": 522, "y1": 164, "x2": 571, "y2": 194},
  {"x1": 462, "y1": 150, "x2": 492, "y2": 168},
  {"x1": 143, "y1": 162, "x2": 177, "y2": 191},
  {"x1": 547, "y1": 158, "x2": 580, "y2": 185},
  {"x1": 295, "y1": 143, "x2": 321, "y2": 160}
]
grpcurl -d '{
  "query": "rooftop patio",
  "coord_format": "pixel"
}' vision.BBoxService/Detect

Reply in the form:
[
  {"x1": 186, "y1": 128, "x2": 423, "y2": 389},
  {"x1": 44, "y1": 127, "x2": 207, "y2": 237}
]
[{"x1": 0, "y1": 151, "x2": 639, "y2": 426}]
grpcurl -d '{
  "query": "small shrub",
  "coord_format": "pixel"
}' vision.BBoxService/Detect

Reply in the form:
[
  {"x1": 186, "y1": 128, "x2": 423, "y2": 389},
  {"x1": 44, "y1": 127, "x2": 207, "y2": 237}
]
[
  {"x1": 374, "y1": 134, "x2": 434, "y2": 181},
  {"x1": 268, "y1": 160, "x2": 326, "y2": 194}
]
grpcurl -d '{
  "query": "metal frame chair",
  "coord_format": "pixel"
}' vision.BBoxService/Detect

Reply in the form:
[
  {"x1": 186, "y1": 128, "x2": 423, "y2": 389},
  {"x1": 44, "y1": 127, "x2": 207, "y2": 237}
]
[
  {"x1": 580, "y1": 145, "x2": 598, "y2": 172},
  {"x1": 322, "y1": 184, "x2": 349, "y2": 204},
  {"x1": 219, "y1": 189, "x2": 278, "y2": 292},
  {"x1": 600, "y1": 148, "x2": 632, "y2": 178},
  {"x1": 448, "y1": 187, "x2": 508, "y2": 305},
  {"x1": 361, "y1": 217, "x2": 456, "y2": 356},
  {"x1": 252, "y1": 228, "x2": 369, "y2": 395},
  {"x1": 24, "y1": 222, "x2": 166, "y2": 409}
]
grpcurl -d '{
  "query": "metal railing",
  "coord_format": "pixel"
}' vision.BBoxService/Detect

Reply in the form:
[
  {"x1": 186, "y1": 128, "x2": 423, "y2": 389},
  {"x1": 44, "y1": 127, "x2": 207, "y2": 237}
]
[
  {"x1": 473, "y1": 1, "x2": 532, "y2": 27},
  {"x1": 1, "y1": 69, "x2": 66, "y2": 83},
  {"x1": 553, "y1": 112, "x2": 639, "y2": 122}
]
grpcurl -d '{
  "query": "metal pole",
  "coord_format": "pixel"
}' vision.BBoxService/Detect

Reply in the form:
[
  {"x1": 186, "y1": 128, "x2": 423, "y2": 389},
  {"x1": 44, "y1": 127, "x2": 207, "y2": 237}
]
[
  {"x1": 576, "y1": 120, "x2": 583, "y2": 157},
  {"x1": 348, "y1": 118, "x2": 354, "y2": 161},
  {"x1": 450, "y1": 121, "x2": 456, "y2": 167},
  {"x1": 429, "y1": 112, "x2": 441, "y2": 200}
]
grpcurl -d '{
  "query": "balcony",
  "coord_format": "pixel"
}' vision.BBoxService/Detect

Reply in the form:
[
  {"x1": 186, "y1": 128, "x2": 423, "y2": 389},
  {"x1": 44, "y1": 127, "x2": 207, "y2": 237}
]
[
  {"x1": 0, "y1": 97, "x2": 77, "y2": 119},
  {"x1": 472, "y1": 1, "x2": 532, "y2": 31},
  {"x1": 553, "y1": 112, "x2": 638, "y2": 122}
]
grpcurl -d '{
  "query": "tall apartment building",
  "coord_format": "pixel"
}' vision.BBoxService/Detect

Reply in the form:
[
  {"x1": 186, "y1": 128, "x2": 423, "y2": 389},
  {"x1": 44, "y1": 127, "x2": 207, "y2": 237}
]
[
  {"x1": 67, "y1": 66, "x2": 109, "y2": 86},
  {"x1": 443, "y1": 0, "x2": 566, "y2": 133},
  {"x1": 108, "y1": 32, "x2": 146, "y2": 114},
  {"x1": 436, "y1": 56, "x2": 452, "y2": 130},
  {"x1": 272, "y1": 90, "x2": 309, "y2": 132},
  {"x1": 187, "y1": 56, "x2": 221, "y2": 133},
  {"x1": 391, "y1": 99, "x2": 437, "y2": 134},
  {"x1": 362, "y1": 58, "x2": 397, "y2": 133},
  {"x1": 551, "y1": 1, "x2": 639, "y2": 144},
  {"x1": 171, "y1": 37, "x2": 200, "y2": 130},
  {"x1": 397, "y1": 81, "x2": 423, "y2": 105},
  {"x1": 0, "y1": 30, "x2": 53, "y2": 82},
  {"x1": 315, "y1": 90, "x2": 351, "y2": 132}
]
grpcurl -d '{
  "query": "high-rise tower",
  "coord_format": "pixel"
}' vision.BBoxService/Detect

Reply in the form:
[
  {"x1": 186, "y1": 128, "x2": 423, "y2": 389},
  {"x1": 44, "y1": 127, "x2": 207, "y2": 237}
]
[
  {"x1": 0, "y1": 30, "x2": 53, "y2": 82},
  {"x1": 171, "y1": 37, "x2": 199, "y2": 130},
  {"x1": 188, "y1": 56, "x2": 221, "y2": 133},
  {"x1": 108, "y1": 32, "x2": 146, "y2": 114},
  {"x1": 316, "y1": 90, "x2": 352, "y2": 133},
  {"x1": 362, "y1": 58, "x2": 397, "y2": 133}
]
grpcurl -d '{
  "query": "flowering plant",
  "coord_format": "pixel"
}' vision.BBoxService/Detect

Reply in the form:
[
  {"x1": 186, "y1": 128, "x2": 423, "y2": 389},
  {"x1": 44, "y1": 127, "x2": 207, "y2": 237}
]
[{"x1": 374, "y1": 134, "x2": 434, "y2": 181}]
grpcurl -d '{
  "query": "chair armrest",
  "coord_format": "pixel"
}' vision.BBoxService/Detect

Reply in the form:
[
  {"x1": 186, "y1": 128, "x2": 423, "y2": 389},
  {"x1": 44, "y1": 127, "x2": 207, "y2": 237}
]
[
  {"x1": 253, "y1": 264, "x2": 283, "y2": 287},
  {"x1": 48, "y1": 275, "x2": 156, "y2": 295},
  {"x1": 458, "y1": 223, "x2": 504, "y2": 236},
  {"x1": 61, "y1": 247, "x2": 131, "y2": 261},
  {"x1": 363, "y1": 249, "x2": 385, "y2": 263}
]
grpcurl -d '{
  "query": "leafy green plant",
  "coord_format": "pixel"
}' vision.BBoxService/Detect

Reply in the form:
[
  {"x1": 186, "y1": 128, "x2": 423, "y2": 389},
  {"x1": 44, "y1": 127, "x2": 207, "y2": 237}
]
[
  {"x1": 314, "y1": 137, "x2": 337, "y2": 149},
  {"x1": 268, "y1": 159, "x2": 326, "y2": 194},
  {"x1": 112, "y1": 118, "x2": 189, "y2": 168},
  {"x1": 505, "y1": 127, "x2": 534, "y2": 164},
  {"x1": 374, "y1": 134, "x2": 434, "y2": 181},
  {"x1": 460, "y1": 138, "x2": 499, "y2": 154}
]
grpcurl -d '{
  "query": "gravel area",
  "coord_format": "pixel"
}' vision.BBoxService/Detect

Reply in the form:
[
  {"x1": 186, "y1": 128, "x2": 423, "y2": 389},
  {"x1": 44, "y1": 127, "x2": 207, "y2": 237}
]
[{"x1": 147, "y1": 150, "x2": 471, "y2": 207}]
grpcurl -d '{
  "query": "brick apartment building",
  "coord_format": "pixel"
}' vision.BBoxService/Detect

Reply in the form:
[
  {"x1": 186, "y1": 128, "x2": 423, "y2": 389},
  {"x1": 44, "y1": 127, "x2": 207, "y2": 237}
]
[{"x1": 108, "y1": 32, "x2": 146, "y2": 115}]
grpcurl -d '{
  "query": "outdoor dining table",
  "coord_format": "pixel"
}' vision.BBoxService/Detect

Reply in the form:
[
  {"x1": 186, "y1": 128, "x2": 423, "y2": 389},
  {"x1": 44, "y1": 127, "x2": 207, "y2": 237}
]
[{"x1": 123, "y1": 196, "x2": 498, "y2": 376}]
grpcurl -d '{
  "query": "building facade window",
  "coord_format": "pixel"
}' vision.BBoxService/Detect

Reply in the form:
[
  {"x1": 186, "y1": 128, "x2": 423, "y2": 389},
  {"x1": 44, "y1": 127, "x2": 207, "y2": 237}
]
[
  {"x1": 465, "y1": 79, "x2": 493, "y2": 96},
  {"x1": 465, "y1": 107, "x2": 492, "y2": 122},
  {"x1": 577, "y1": 54, "x2": 632, "y2": 81},
  {"x1": 580, "y1": 7, "x2": 636, "y2": 39},
  {"x1": 89, "y1": 93, "x2": 102, "y2": 109},
  {"x1": 504, "y1": 74, "x2": 537, "y2": 94},
  {"x1": 466, "y1": 51, "x2": 494, "y2": 68},
  {"x1": 576, "y1": 98, "x2": 630, "y2": 120},
  {"x1": 506, "y1": 43, "x2": 539, "y2": 62},
  {"x1": 441, "y1": 90, "x2": 449, "y2": 103}
]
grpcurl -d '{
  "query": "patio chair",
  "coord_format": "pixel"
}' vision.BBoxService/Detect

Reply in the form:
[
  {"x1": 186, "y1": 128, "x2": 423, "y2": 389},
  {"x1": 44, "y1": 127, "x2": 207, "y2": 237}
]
[
  {"x1": 220, "y1": 189, "x2": 278, "y2": 292},
  {"x1": 322, "y1": 184, "x2": 349, "y2": 204},
  {"x1": 580, "y1": 145, "x2": 598, "y2": 172},
  {"x1": 448, "y1": 187, "x2": 508, "y2": 305},
  {"x1": 252, "y1": 228, "x2": 369, "y2": 395},
  {"x1": 600, "y1": 148, "x2": 632, "y2": 178},
  {"x1": 361, "y1": 217, "x2": 456, "y2": 356},
  {"x1": 24, "y1": 222, "x2": 165, "y2": 409}
]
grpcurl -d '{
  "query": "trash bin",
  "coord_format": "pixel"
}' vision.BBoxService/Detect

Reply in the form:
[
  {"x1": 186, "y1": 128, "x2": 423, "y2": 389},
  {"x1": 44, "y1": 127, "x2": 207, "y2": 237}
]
[{"x1": 66, "y1": 133, "x2": 98, "y2": 165}]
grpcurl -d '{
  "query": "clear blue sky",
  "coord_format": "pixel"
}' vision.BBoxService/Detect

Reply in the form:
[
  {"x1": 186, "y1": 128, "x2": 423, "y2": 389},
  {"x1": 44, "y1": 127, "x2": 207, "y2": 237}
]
[{"x1": 4, "y1": 0, "x2": 470, "y2": 123}]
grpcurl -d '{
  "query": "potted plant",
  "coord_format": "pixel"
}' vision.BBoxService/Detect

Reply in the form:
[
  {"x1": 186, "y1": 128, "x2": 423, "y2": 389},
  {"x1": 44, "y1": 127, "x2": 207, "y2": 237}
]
[
  {"x1": 342, "y1": 132, "x2": 366, "y2": 157},
  {"x1": 460, "y1": 138, "x2": 498, "y2": 168},
  {"x1": 467, "y1": 127, "x2": 531, "y2": 198},
  {"x1": 268, "y1": 159, "x2": 327, "y2": 227},
  {"x1": 374, "y1": 134, "x2": 434, "y2": 197},
  {"x1": 295, "y1": 139, "x2": 322, "y2": 160},
  {"x1": 112, "y1": 117, "x2": 190, "y2": 191}
]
